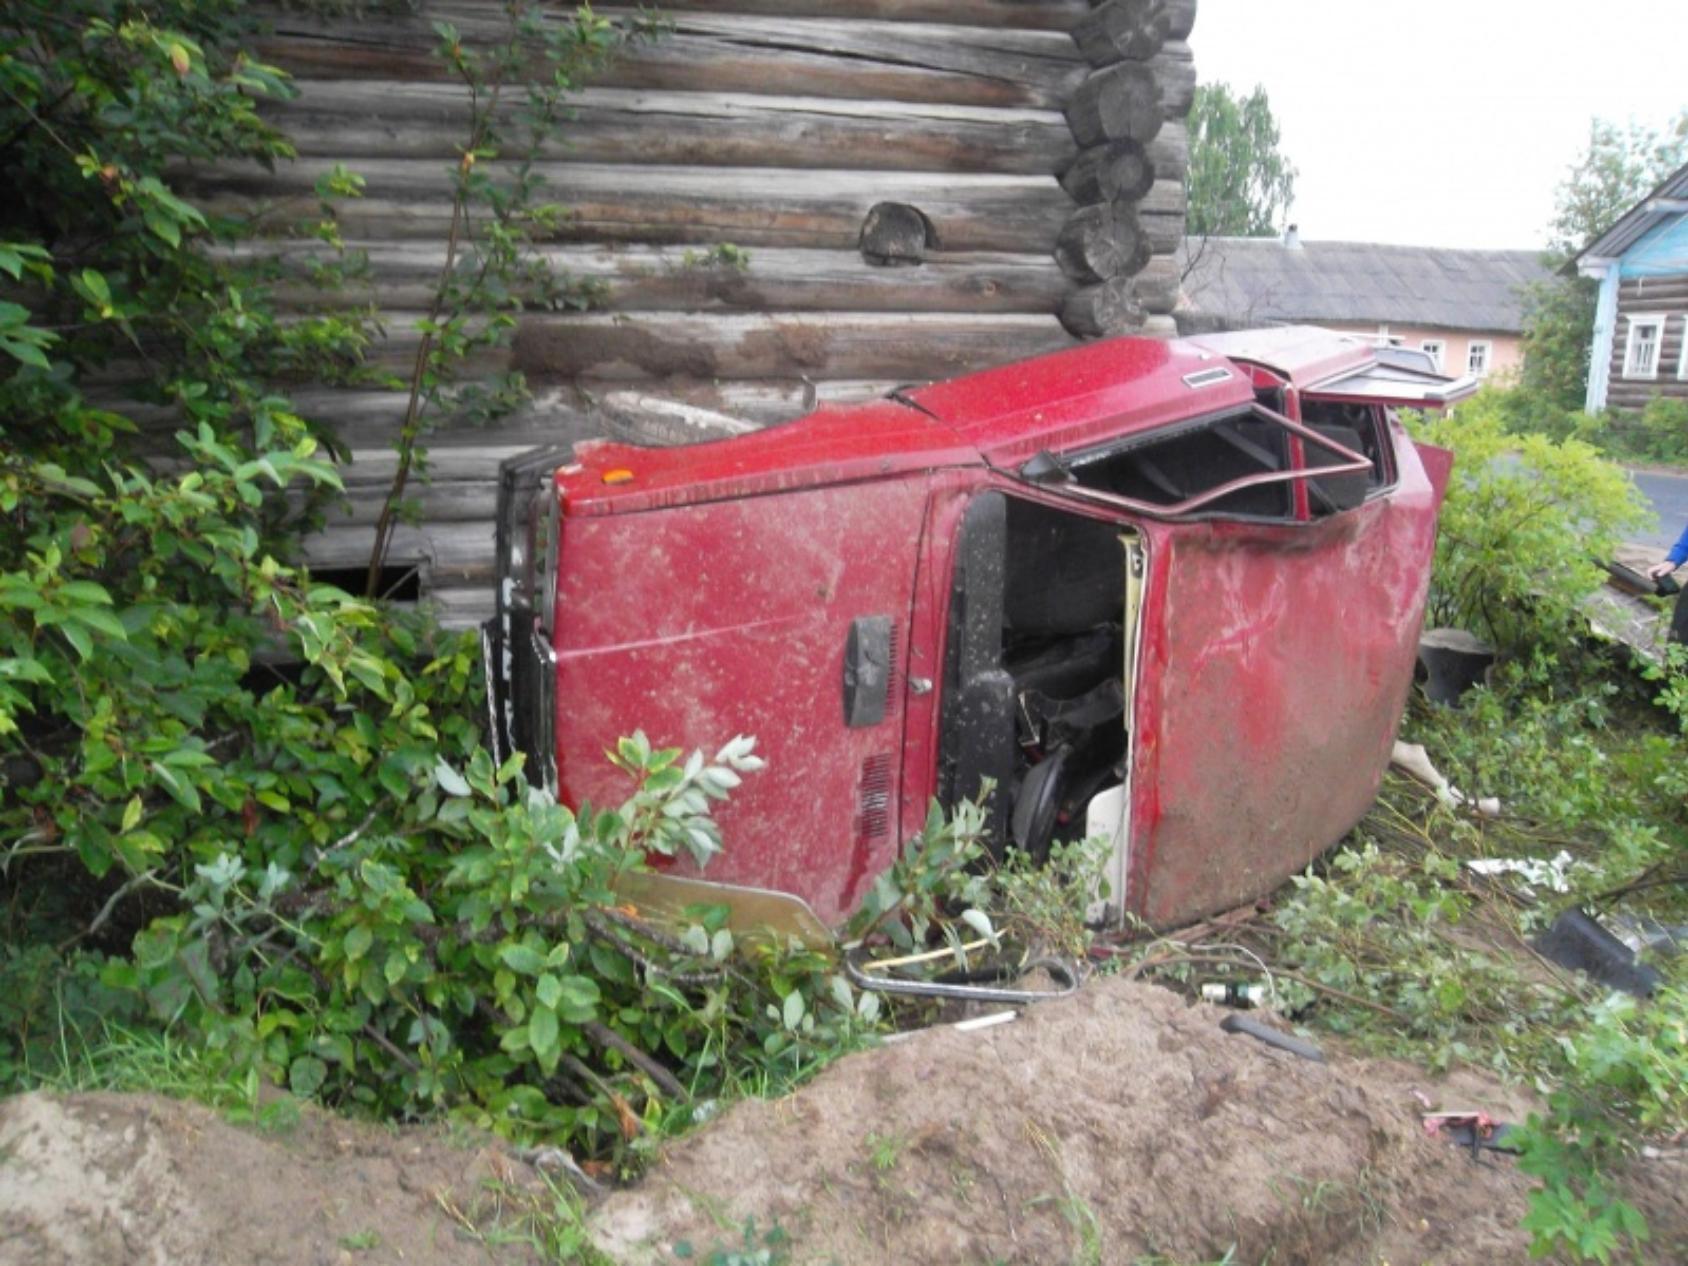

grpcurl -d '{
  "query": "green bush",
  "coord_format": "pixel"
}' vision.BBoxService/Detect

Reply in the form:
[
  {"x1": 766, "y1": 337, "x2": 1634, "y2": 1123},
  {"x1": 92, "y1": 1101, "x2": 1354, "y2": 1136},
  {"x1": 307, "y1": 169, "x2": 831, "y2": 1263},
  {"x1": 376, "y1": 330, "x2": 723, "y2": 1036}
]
[
  {"x1": 1409, "y1": 392, "x2": 1648, "y2": 652},
  {"x1": 0, "y1": 0, "x2": 873, "y2": 1167}
]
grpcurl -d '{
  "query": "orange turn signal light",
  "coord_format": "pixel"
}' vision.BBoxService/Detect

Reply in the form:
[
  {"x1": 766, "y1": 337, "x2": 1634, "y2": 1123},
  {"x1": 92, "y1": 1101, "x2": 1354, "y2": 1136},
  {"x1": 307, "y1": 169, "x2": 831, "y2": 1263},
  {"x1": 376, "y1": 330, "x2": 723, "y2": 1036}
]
[{"x1": 602, "y1": 468, "x2": 635, "y2": 485}]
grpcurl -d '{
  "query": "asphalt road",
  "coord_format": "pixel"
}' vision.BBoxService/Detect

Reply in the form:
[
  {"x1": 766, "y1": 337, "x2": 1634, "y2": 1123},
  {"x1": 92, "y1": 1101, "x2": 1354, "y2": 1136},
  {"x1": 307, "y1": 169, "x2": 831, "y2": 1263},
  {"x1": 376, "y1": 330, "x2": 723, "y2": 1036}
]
[{"x1": 1629, "y1": 468, "x2": 1688, "y2": 551}]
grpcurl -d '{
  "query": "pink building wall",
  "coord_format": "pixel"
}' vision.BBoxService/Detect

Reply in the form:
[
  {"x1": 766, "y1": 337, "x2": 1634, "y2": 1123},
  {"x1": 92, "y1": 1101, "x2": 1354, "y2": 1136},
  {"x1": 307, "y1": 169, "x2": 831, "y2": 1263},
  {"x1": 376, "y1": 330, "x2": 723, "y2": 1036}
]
[{"x1": 1322, "y1": 323, "x2": 1524, "y2": 382}]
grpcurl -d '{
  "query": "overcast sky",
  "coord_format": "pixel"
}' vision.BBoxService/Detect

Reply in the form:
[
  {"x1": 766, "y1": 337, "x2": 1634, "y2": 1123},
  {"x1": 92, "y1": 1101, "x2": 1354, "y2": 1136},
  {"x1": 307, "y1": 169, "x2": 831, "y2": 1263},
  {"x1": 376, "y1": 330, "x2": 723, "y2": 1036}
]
[{"x1": 1191, "y1": 0, "x2": 1688, "y2": 250}]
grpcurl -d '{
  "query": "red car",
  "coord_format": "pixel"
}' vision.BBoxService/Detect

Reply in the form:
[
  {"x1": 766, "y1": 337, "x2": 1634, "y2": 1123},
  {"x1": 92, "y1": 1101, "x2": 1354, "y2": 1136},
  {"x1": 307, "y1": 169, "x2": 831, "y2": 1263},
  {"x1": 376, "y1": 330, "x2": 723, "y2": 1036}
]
[{"x1": 487, "y1": 327, "x2": 1471, "y2": 929}]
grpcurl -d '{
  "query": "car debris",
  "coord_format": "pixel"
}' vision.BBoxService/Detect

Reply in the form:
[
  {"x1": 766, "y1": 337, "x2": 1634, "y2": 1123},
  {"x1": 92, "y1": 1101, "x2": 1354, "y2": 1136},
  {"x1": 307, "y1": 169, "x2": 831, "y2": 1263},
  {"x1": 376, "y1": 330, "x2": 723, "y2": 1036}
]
[
  {"x1": 844, "y1": 945, "x2": 1080, "y2": 1006},
  {"x1": 1218, "y1": 1012, "x2": 1325, "y2": 1063},
  {"x1": 486, "y1": 328, "x2": 1476, "y2": 931},
  {"x1": 1533, "y1": 907, "x2": 1662, "y2": 998},
  {"x1": 1465, "y1": 849, "x2": 1577, "y2": 894},
  {"x1": 1422, "y1": 1111, "x2": 1522, "y2": 1160},
  {"x1": 1416, "y1": 626, "x2": 1495, "y2": 704}
]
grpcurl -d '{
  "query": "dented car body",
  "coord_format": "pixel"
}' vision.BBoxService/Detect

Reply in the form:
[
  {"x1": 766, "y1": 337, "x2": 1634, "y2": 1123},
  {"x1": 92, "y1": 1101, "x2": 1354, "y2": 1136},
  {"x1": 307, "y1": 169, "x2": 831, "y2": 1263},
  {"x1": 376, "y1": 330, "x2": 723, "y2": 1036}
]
[{"x1": 486, "y1": 327, "x2": 1471, "y2": 929}]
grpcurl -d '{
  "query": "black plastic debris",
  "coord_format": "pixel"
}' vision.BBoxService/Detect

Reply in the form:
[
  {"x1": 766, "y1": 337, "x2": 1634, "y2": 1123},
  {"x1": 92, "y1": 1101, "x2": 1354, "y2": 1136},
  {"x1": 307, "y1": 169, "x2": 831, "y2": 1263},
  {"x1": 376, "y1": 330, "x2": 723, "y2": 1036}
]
[
  {"x1": 1416, "y1": 628, "x2": 1496, "y2": 705},
  {"x1": 1533, "y1": 908, "x2": 1661, "y2": 998},
  {"x1": 1219, "y1": 1012, "x2": 1325, "y2": 1062}
]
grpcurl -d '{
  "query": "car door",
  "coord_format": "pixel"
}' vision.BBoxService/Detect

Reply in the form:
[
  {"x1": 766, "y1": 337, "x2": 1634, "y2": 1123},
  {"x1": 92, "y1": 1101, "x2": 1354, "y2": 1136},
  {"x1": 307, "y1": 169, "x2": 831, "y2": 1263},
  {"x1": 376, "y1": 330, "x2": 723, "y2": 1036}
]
[{"x1": 1003, "y1": 389, "x2": 1459, "y2": 927}]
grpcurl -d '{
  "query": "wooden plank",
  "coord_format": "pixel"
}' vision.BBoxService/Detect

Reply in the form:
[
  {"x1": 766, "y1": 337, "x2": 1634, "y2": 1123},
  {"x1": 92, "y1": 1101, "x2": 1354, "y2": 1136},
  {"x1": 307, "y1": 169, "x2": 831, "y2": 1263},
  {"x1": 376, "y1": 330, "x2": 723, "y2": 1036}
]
[
  {"x1": 426, "y1": 585, "x2": 496, "y2": 630},
  {"x1": 258, "y1": 9, "x2": 1087, "y2": 108},
  {"x1": 302, "y1": 520, "x2": 496, "y2": 584},
  {"x1": 598, "y1": 0, "x2": 1093, "y2": 27},
  {"x1": 507, "y1": 312, "x2": 1077, "y2": 382},
  {"x1": 238, "y1": 243, "x2": 1071, "y2": 315},
  {"x1": 186, "y1": 160, "x2": 1090, "y2": 252},
  {"x1": 287, "y1": 380, "x2": 907, "y2": 448},
  {"x1": 270, "y1": 82, "x2": 1076, "y2": 175}
]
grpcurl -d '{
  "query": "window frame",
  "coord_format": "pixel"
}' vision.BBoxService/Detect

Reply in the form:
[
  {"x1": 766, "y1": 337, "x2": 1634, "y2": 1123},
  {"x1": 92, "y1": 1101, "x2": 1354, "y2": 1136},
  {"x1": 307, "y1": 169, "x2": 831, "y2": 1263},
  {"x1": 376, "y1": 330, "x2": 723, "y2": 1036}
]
[
  {"x1": 1420, "y1": 339, "x2": 1446, "y2": 372},
  {"x1": 1466, "y1": 340, "x2": 1492, "y2": 377},
  {"x1": 1677, "y1": 317, "x2": 1688, "y2": 381},
  {"x1": 1022, "y1": 403, "x2": 1373, "y2": 525},
  {"x1": 1623, "y1": 314, "x2": 1666, "y2": 380}
]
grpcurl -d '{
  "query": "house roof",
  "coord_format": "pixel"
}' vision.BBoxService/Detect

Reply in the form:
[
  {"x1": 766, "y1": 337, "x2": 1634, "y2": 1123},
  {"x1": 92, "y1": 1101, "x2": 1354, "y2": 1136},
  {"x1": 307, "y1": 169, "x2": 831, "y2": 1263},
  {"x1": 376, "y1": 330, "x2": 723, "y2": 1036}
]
[
  {"x1": 1570, "y1": 159, "x2": 1688, "y2": 272},
  {"x1": 1177, "y1": 236, "x2": 1552, "y2": 334}
]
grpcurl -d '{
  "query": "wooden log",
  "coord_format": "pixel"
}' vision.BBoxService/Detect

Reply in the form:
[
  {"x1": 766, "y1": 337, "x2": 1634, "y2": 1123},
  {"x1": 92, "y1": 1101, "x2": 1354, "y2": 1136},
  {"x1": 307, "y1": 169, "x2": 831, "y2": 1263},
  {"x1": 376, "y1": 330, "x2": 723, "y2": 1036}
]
[
  {"x1": 1149, "y1": 43, "x2": 1197, "y2": 118},
  {"x1": 1064, "y1": 62, "x2": 1163, "y2": 147},
  {"x1": 434, "y1": 0, "x2": 1094, "y2": 30},
  {"x1": 859, "y1": 203, "x2": 935, "y2": 266},
  {"x1": 259, "y1": 11, "x2": 1087, "y2": 110},
  {"x1": 598, "y1": 392, "x2": 760, "y2": 447},
  {"x1": 238, "y1": 243, "x2": 1072, "y2": 316},
  {"x1": 302, "y1": 521, "x2": 496, "y2": 585},
  {"x1": 185, "y1": 160, "x2": 1077, "y2": 253},
  {"x1": 1054, "y1": 203, "x2": 1150, "y2": 283},
  {"x1": 1060, "y1": 276, "x2": 1146, "y2": 338},
  {"x1": 282, "y1": 379, "x2": 910, "y2": 449},
  {"x1": 425, "y1": 585, "x2": 496, "y2": 630},
  {"x1": 1082, "y1": 0, "x2": 1197, "y2": 42},
  {"x1": 1071, "y1": 1, "x2": 1166, "y2": 66},
  {"x1": 1058, "y1": 140, "x2": 1154, "y2": 205},
  {"x1": 269, "y1": 83, "x2": 1077, "y2": 176},
  {"x1": 1145, "y1": 121, "x2": 1189, "y2": 186},
  {"x1": 1132, "y1": 252, "x2": 1181, "y2": 315},
  {"x1": 508, "y1": 312, "x2": 1076, "y2": 382}
]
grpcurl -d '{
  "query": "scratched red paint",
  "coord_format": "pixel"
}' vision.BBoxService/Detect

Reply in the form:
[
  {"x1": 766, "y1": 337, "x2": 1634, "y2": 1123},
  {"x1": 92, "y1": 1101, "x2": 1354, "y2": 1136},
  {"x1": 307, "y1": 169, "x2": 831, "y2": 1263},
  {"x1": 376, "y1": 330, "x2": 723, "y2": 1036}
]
[{"x1": 528, "y1": 329, "x2": 1465, "y2": 927}]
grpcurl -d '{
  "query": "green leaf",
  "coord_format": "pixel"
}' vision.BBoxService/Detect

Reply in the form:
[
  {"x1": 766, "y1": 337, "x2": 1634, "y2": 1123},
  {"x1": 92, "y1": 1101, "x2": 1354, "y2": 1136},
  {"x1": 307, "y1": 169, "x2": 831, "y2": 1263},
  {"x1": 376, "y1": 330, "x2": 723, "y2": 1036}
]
[
  {"x1": 149, "y1": 761, "x2": 201, "y2": 813},
  {"x1": 535, "y1": 973, "x2": 562, "y2": 1010},
  {"x1": 59, "y1": 620, "x2": 93, "y2": 661},
  {"x1": 121, "y1": 795, "x2": 143, "y2": 833},
  {"x1": 289, "y1": 1055, "x2": 328, "y2": 1098},
  {"x1": 781, "y1": 989, "x2": 806, "y2": 1032},
  {"x1": 433, "y1": 760, "x2": 472, "y2": 797},
  {"x1": 343, "y1": 924, "x2": 374, "y2": 962},
  {"x1": 552, "y1": 974, "x2": 599, "y2": 1023},
  {"x1": 529, "y1": 1004, "x2": 559, "y2": 1059},
  {"x1": 499, "y1": 943, "x2": 546, "y2": 976},
  {"x1": 143, "y1": 210, "x2": 181, "y2": 247}
]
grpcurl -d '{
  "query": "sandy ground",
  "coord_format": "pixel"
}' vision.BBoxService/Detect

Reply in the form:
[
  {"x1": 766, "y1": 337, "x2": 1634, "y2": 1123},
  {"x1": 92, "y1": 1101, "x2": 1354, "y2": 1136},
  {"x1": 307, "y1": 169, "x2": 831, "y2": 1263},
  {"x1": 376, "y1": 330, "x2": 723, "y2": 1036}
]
[
  {"x1": 0, "y1": 1091, "x2": 540, "y2": 1266},
  {"x1": 3, "y1": 978, "x2": 1684, "y2": 1265}
]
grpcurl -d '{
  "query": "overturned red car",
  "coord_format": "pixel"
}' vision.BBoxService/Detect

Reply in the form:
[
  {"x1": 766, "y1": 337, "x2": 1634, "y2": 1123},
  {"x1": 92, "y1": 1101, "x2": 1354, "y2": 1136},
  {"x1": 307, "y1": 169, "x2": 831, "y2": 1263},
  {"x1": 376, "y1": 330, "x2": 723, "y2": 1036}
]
[{"x1": 486, "y1": 327, "x2": 1471, "y2": 929}]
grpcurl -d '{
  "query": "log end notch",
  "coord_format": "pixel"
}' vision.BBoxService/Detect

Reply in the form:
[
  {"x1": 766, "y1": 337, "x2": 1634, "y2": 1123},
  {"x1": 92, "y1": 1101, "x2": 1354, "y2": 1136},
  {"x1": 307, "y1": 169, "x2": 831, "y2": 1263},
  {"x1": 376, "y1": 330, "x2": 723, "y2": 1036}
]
[{"x1": 1053, "y1": 0, "x2": 1196, "y2": 339}]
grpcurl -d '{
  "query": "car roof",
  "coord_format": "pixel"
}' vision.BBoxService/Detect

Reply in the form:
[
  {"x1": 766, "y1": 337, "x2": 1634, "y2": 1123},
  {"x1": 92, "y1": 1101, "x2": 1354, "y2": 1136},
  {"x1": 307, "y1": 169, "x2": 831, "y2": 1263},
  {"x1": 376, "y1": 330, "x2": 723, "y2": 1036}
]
[{"x1": 558, "y1": 328, "x2": 1396, "y2": 515}]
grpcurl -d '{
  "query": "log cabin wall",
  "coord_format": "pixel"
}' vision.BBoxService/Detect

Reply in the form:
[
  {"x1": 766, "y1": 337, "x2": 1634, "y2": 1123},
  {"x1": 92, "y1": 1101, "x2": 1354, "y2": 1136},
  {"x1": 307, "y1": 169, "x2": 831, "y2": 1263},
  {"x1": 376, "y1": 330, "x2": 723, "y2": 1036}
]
[
  {"x1": 1605, "y1": 275, "x2": 1688, "y2": 413},
  {"x1": 225, "y1": 0, "x2": 1196, "y2": 623}
]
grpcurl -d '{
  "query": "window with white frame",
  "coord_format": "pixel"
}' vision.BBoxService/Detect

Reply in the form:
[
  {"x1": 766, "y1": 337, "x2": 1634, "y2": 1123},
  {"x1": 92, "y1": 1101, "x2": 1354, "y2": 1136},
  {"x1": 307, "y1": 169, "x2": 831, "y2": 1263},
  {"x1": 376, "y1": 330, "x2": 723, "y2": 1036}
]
[
  {"x1": 1623, "y1": 315, "x2": 1665, "y2": 379},
  {"x1": 1678, "y1": 318, "x2": 1687, "y2": 380},
  {"x1": 1420, "y1": 339, "x2": 1445, "y2": 371},
  {"x1": 1467, "y1": 341, "x2": 1491, "y2": 377}
]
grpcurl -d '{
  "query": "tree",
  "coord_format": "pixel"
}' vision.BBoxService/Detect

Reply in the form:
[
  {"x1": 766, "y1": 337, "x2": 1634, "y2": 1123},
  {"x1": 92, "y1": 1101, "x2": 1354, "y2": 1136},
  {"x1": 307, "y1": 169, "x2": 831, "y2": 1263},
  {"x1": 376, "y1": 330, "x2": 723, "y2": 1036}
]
[
  {"x1": 1521, "y1": 113, "x2": 1688, "y2": 410},
  {"x1": 1186, "y1": 82, "x2": 1297, "y2": 238}
]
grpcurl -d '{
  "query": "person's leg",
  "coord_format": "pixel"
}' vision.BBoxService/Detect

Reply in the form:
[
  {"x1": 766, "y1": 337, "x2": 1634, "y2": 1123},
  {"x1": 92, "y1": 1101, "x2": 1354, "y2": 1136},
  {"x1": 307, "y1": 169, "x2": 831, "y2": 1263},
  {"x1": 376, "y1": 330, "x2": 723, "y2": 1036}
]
[{"x1": 1671, "y1": 587, "x2": 1688, "y2": 645}]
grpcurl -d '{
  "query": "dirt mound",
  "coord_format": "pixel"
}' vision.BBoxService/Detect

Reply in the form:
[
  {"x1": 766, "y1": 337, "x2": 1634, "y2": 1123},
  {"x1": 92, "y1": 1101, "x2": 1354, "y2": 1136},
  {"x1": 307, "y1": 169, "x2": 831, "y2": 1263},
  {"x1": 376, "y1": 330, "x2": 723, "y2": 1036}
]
[
  {"x1": 592, "y1": 977, "x2": 1545, "y2": 1265},
  {"x1": 5, "y1": 980, "x2": 1684, "y2": 1264},
  {"x1": 0, "y1": 1091, "x2": 538, "y2": 1266}
]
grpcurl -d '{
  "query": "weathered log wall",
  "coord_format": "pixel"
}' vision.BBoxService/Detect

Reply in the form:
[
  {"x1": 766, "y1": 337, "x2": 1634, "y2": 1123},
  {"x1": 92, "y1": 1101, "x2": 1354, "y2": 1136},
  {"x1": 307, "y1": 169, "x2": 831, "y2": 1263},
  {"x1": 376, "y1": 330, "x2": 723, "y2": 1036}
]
[{"x1": 233, "y1": 0, "x2": 1195, "y2": 621}]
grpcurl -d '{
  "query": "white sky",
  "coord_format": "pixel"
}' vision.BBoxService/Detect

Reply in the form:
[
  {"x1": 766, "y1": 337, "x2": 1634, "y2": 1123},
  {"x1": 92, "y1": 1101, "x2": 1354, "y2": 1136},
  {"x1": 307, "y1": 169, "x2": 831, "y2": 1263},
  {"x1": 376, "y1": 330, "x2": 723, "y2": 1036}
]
[{"x1": 1191, "y1": 0, "x2": 1688, "y2": 250}]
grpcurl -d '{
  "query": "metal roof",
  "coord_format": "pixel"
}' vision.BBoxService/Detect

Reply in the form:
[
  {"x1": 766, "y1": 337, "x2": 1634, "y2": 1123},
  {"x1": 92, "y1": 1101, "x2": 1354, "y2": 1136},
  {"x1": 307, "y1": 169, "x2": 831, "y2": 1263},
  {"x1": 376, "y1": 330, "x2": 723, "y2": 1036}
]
[
  {"x1": 1570, "y1": 159, "x2": 1688, "y2": 272},
  {"x1": 1177, "y1": 237, "x2": 1552, "y2": 333}
]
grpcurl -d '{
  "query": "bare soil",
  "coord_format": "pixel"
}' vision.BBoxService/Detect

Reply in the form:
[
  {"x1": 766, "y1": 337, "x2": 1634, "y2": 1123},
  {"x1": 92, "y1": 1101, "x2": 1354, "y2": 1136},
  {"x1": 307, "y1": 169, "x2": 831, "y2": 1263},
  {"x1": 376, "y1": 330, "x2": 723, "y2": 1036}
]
[
  {"x1": 590, "y1": 977, "x2": 1688, "y2": 1265},
  {"x1": 0, "y1": 1090, "x2": 540, "y2": 1266},
  {"x1": 4, "y1": 977, "x2": 1684, "y2": 1265}
]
